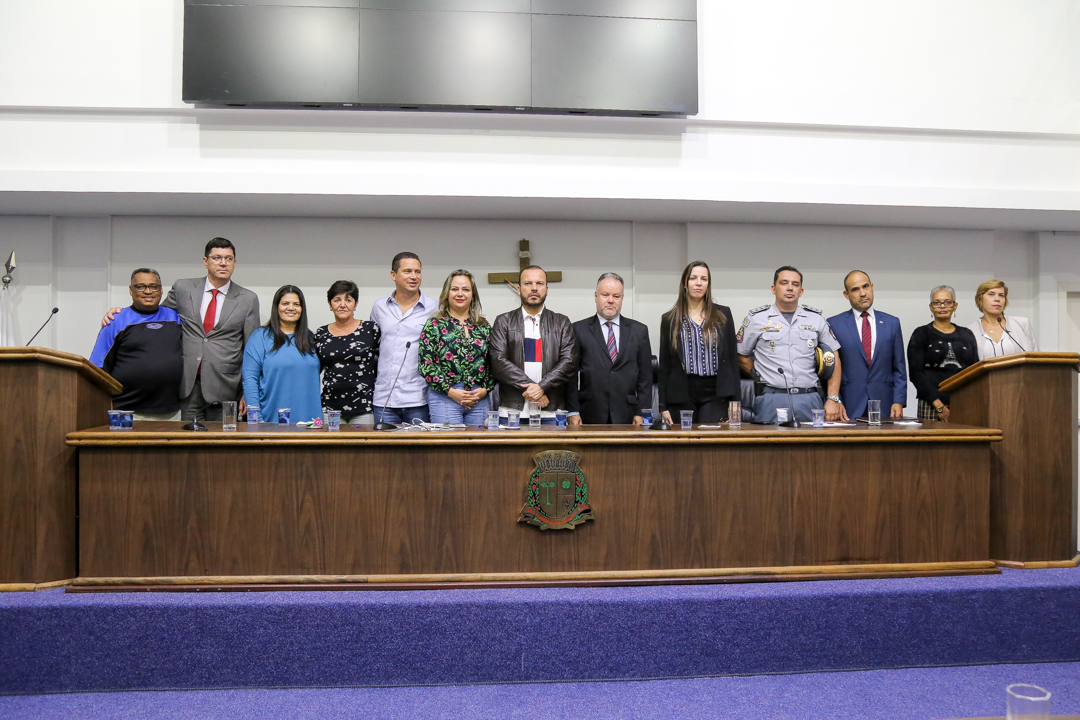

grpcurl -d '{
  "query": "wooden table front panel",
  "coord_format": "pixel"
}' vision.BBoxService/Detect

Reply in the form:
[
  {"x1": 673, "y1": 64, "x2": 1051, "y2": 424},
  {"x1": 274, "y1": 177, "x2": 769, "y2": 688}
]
[{"x1": 78, "y1": 439, "x2": 990, "y2": 577}]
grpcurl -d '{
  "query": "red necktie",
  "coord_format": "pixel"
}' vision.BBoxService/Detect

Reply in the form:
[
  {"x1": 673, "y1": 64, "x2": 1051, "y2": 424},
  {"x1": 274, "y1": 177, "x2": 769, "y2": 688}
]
[
  {"x1": 861, "y1": 311, "x2": 872, "y2": 363},
  {"x1": 203, "y1": 289, "x2": 219, "y2": 335},
  {"x1": 605, "y1": 321, "x2": 617, "y2": 362}
]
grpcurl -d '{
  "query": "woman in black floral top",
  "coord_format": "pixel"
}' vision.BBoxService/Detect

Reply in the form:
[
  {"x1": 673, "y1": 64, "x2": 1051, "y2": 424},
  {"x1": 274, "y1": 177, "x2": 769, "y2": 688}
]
[
  {"x1": 315, "y1": 280, "x2": 381, "y2": 424},
  {"x1": 418, "y1": 270, "x2": 495, "y2": 424}
]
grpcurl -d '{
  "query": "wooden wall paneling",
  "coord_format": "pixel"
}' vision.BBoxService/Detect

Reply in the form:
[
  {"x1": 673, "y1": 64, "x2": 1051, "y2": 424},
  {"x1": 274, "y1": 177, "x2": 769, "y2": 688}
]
[
  {"x1": 0, "y1": 363, "x2": 39, "y2": 580},
  {"x1": 33, "y1": 364, "x2": 79, "y2": 581}
]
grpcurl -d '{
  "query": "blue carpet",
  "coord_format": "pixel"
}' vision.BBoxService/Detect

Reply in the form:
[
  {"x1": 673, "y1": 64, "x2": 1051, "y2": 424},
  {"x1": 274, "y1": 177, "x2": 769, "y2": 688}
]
[
  {"x1": 2, "y1": 568, "x2": 1079, "y2": 695},
  {"x1": 0, "y1": 663, "x2": 1077, "y2": 719}
]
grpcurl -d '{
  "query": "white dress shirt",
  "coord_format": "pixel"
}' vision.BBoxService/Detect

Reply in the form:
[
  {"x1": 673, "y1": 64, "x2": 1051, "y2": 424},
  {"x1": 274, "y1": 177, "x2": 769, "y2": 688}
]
[
  {"x1": 200, "y1": 278, "x2": 232, "y2": 329},
  {"x1": 967, "y1": 315, "x2": 1038, "y2": 360},
  {"x1": 851, "y1": 306, "x2": 877, "y2": 361}
]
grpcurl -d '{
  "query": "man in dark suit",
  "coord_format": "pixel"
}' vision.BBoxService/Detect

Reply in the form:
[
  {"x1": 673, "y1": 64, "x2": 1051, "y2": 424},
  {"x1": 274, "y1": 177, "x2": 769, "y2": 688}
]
[
  {"x1": 567, "y1": 273, "x2": 652, "y2": 425},
  {"x1": 826, "y1": 270, "x2": 907, "y2": 419},
  {"x1": 103, "y1": 237, "x2": 261, "y2": 420}
]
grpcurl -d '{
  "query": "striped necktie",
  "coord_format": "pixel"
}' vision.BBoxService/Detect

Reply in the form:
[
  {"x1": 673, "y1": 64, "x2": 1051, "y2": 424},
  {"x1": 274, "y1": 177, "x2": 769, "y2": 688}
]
[{"x1": 605, "y1": 321, "x2": 617, "y2": 362}]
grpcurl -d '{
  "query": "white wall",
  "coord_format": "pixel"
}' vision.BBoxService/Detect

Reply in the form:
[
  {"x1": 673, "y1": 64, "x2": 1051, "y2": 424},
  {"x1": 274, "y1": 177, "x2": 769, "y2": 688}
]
[{"x1": 0, "y1": 1, "x2": 1078, "y2": 220}]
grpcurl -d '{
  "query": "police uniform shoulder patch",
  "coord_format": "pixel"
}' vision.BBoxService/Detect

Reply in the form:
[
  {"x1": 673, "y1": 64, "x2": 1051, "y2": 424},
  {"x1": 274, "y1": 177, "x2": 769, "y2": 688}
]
[
  {"x1": 748, "y1": 304, "x2": 770, "y2": 315},
  {"x1": 800, "y1": 304, "x2": 822, "y2": 315}
]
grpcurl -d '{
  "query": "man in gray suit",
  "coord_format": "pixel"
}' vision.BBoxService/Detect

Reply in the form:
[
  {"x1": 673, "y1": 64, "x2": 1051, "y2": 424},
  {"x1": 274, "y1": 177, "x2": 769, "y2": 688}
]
[{"x1": 103, "y1": 237, "x2": 260, "y2": 420}]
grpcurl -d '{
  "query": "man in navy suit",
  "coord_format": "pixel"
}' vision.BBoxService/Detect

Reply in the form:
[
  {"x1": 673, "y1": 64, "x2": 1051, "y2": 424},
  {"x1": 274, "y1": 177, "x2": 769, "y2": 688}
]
[
  {"x1": 827, "y1": 270, "x2": 907, "y2": 419},
  {"x1": 567, "y1": 273, "x2": 653, "y2": 425}
]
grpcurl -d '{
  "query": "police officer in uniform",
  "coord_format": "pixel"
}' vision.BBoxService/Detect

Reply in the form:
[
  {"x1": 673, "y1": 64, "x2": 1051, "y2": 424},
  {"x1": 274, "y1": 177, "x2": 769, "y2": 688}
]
[{"x1": 737, "y1": 266, "x2": 849, "y2": 423}]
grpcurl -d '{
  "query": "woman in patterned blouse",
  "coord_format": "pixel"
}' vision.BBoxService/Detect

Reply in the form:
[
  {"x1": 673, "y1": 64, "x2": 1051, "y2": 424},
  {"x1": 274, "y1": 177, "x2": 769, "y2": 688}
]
[
  {"x1": 418, "y1": 270, "x2": 495, "y2": 424},
  {"x1": 314, "y1": 280, "x2": 381, "y2": 425}
]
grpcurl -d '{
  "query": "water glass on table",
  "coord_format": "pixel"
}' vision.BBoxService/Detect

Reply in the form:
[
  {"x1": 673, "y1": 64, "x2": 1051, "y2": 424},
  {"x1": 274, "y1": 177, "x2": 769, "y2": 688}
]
[
  {"x1": 679, "y1": 409, "x2": 693, "y2": 430},
  {"x1": 485, "y1": 410, "x2": 499, "y2": 430},
  {"x1": 867, "y1": 399, "x2": 882, "y2": 425},
  {"x1": 641, "y1": 409, "x2": 654, "y2": 428},
  {"x1": 555, "y1": 409, "x2": 568, "y2": 428},
  {"x1": 107, "y1": 410, "x2": 133, "y2": 431},
  {"x1": 277, "y1": 408, "x2": 291, "y2": 425},
  {"x1": 326, "y1": 410, "x2": 341, "y2": 431},
  {"x1": 727, "y1": 401, "x2": 741, "y2": 428},
  {"x1": 776, "y1": 407, "x2": 790, "y2": 425},
  {"x1": 221, "y1": 401, "x2": 237, "y2": 431},
  {"x1": 812, "y1": 408, "x2": 826, "y2": 427},
  {"x1": 247, "y1": 406, "x2": 260, "y2": 425},
  {"x1": 527, "y1": 400, "x2": 542, "y2": 428},
  {"x1": 1006, "y1": 683, "x2": 1050, "y2": 719},
  {"x1": 506, "y1": 409, "x2": 520, "y2": 429}
]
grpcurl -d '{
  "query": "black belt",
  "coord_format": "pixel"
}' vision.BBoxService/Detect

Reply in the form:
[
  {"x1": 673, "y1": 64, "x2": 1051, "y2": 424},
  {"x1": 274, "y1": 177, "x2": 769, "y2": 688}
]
[{"x1": 763, "y1": 385, "x2": 819, "y2": 395}]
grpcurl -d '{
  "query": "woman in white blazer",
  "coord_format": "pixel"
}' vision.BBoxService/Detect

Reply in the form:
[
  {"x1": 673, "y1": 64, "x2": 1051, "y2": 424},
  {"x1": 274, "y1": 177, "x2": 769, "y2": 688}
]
[{"x1": 966, "y1": 279, "x2": 1038, "y2": 360}]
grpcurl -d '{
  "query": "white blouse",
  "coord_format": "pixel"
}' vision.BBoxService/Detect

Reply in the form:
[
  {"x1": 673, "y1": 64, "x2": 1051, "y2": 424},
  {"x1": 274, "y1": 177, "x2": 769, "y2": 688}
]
[{"x1": 966, "y1": 315, "x2": 1038, "y2": 361}]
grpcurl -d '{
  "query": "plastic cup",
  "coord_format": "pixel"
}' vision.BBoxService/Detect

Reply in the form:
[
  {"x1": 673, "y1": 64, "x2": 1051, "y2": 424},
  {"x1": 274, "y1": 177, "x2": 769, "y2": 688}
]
[
  {"x1": 277, "y1": 408, "x2": 291, "y2": 425},
  {"x1": 247, "y1": 406, "x2": 260, "y2": 425},
  {"x1": 776, "y1": 407, "x2": 790, "y2": 424},
  {"x1": 507, "y1": 410, "x2": 520, "y2": 429},
  {"x1": 327, "y1": 410, "x2": 341, "y2": 431},
  {"x1": 555, "y1": 409, "x2": 568, "y2": 428},
  {"x1": 641, "y1": 409, "x2": 654, "y2": 427},
  {"x1": 812, "y1": 408, "x2": 826, "y2": 427},
  {"x1": 485, "y1": 410, "x2": 499, "y2": 430},
  {"x1": 107, "y1": 410, "x2": 123, "y2": 430},
  {"x1": 680, "y1": 409, "x2": 693, "y2": 430},
  {"x1": 222, "y1": 401, "x2": 237, "y2": 431},
  {"x1": 1007, "y1": 683, "x2": 1050, "y2": 719},
  {"x1": 728, "y1": 401, "x2": 741, "y2": 428},
  {"x1": 868, "y1": 399, "x2": 882, "y2": 425}
]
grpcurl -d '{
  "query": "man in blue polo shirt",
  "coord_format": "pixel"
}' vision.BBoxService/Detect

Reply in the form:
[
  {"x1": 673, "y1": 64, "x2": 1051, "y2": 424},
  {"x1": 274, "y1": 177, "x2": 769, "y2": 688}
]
[{"x1": 90, "y1": 268, "x2": 184, "y2": 420}]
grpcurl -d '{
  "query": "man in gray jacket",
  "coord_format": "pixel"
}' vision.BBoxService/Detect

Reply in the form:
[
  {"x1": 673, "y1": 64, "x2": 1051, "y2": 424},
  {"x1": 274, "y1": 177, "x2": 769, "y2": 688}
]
[
  {"x1": 103, "y1": 237, "x2": 260, "y2": 420},
  {"x1": 488, "y1": 265, "x2": 577, "y2": 424}
]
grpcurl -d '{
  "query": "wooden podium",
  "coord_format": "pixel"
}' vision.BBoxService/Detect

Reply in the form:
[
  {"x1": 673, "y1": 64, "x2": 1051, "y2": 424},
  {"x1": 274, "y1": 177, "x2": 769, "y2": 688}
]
[
  {"x1": 941, "y1": 352, "x2": 1079, "y2": 566},
  {"x1": 0, "y1": 347, "x2": 120, "y2": 588}
]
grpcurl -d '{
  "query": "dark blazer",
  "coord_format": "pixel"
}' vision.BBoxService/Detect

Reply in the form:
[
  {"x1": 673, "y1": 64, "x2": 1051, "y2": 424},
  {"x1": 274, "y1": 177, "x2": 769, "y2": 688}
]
[
  {"x1": 658, "y1": 306, "x2": 741, "y2": 410},
  {"x1": 566, "y1": 314, "x2": 653, "y2": 424},
  {"x1": 488, "y1": 307, "x2": 578, "y2": 412},
  {"x1": 826, "y1": 308, "x2": 907, "y2": 418},
  {"x1": 162, "y1": 277, "x2": 261, "y2": 404}
]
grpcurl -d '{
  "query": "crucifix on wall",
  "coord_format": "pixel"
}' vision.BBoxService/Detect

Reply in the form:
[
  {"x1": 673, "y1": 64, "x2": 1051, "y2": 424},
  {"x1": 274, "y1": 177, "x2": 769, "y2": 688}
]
[{"x1": 487, "y1": 239, "x2": 563, "y2": 291}]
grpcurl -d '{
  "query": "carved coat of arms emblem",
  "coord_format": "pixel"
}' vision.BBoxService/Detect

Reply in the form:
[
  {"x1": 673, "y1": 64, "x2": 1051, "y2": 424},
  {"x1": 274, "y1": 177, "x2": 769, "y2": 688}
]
[{"x1": 518, "y1": 450, "x2": 594, "y2": 530}]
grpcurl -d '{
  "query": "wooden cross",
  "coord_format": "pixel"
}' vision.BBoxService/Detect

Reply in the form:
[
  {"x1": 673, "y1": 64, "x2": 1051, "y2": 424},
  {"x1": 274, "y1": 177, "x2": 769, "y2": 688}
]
[{"x1": 487, "y1": 239, "x2": 563, "y2": 288}]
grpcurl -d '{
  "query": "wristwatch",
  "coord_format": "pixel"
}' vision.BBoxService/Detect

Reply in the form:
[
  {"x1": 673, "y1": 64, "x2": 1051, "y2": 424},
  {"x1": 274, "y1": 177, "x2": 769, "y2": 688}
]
[{"x1": 826, "y1": 395, "x2": 842, "y2": 404}]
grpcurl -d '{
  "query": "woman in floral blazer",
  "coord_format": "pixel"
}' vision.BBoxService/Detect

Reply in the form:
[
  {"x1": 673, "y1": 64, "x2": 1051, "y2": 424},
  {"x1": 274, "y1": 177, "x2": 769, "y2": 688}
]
[{"x1": 418, "y1": 269, "x2": 495, "y2": 424}]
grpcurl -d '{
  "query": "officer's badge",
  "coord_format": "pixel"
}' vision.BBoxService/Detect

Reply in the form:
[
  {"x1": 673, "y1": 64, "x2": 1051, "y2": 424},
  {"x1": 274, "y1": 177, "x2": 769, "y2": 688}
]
[{"x1": 518, "y1": 450, "x2": 594, "y2": 530}]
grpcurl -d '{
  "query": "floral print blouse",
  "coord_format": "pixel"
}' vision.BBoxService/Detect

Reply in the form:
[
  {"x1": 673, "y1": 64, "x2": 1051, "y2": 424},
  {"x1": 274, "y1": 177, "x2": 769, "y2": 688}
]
[{"x1": 418, "y1": 315, "x2": 495, "y2": 395}]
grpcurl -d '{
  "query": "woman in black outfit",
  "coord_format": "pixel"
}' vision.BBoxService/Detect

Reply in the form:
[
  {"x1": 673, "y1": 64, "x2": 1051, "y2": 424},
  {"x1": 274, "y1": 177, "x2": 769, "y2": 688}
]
[
  {"x1": 314, "y1": 280, "x2": 381, "y2": 425},
  {"x1": 659, "y1": 261, "x2": 741, "y2": 425},
  {"x1": 906, "y1": 285, "x2": 979, "y2": 422}
]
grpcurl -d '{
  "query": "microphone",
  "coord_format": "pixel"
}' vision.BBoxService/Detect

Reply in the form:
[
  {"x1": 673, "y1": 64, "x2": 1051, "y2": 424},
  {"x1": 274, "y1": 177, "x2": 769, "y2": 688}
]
[
  {"x1": 998, "y1": 316, "x2": 1026, "y2": 353},
  {"x1": 775, "y1": 366, "x2": 800, "y2": 428},
  {"x1": 374, "y1": 340, "x2": 411, "y2": 431},
  {"x1": 25, "y1": 307, "x2": 59, "y2": 346},
  {"x1": 181, "y1": 401, "x2": 218, "y2": 432}
]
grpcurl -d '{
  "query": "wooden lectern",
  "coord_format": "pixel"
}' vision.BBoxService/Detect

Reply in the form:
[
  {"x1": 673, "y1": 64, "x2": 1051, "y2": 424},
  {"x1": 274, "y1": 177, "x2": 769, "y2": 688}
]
[
  {"x1": 0, "y1": 347, "x2": 120, "y2": 588},
  {"x1": 942, "y1": 352, "x2": 1079, "y2": 566}
]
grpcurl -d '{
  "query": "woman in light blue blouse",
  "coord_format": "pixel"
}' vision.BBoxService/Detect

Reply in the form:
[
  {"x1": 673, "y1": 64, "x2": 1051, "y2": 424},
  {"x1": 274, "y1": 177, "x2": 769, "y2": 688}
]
[{"x1": 242, "y1": 285, "x2": 322, "y2": 424}]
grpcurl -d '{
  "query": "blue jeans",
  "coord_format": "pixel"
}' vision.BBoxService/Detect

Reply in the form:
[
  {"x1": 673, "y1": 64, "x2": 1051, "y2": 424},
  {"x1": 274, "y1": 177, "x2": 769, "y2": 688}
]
[
  {"x1": 372, "y1": 405, "x2": 430, "y2": 424},
  {"x1": 427, "y1": 384, "x2": 491, "y2": 425}
]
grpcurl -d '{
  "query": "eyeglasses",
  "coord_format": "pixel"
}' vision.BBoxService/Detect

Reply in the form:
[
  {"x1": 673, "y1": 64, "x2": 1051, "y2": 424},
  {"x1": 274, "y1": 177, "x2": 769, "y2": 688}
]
[
  {"x1": 132, "y1": 284, "x2": 162, "y2": 293},
  {"x1": 930, "y1": 300, "x2": 955, "y2": 308},
  {"x1": 207, "y1": 255, "x2": 235, "y2": 265}
]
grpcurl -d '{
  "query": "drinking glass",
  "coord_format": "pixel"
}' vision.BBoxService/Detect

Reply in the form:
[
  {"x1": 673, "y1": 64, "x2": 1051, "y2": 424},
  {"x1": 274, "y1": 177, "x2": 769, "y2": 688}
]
[
  {"x1": 527, "y1": 401, "x2": 542, "y2": 428},
  {"x1": 555, "y1": 409, "x2": 568, "y2": 428},
  {"x1": 485, "y1": 410, "x2": 499, "y2": 430},
  {"x1": 107, "y1": 410, "x2": 123, "y2": 430},
  {"x1": 507, "y1": 410, "x2": 520, "y2": 429},
  {"x1": 641, "y1": 408, "x2": 654, "y2": 427},
  {"x1": 776, "y1": 407, "x2": 790, "y2": 424},
  {"x1": 728, "y1": 401, "x2": 741, "y2": 428},
  {"x1": 247, "y1": 406, "x2": 260, "y2": 425},
  {"x1": 868, "y1": 399, "x2": 882, "y2": 425},
  {"x1": 812, "y1": 408, "x2": 826, "y2": 427},
  {"x1": 277, "y1": 408, "x2": 291, "y2": 425},
  {"x1": 222, "y1": 401, "x2": 237, "y2": 431},
  {"x1": 1006, "y1": 684, "x2": 1050, "y2": 720},
  {"x1": 327, "y1": 410, "x2": 341, "y2": 431},
  {"x1": 680, "y1": 409, "x2": 693, "y2": 430}
]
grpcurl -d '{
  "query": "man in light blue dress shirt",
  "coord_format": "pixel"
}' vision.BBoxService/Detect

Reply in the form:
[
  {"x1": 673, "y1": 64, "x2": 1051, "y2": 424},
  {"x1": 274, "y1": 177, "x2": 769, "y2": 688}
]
[{"x1": 369, "y1": 252, "x2": 437, "y2": 424}]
